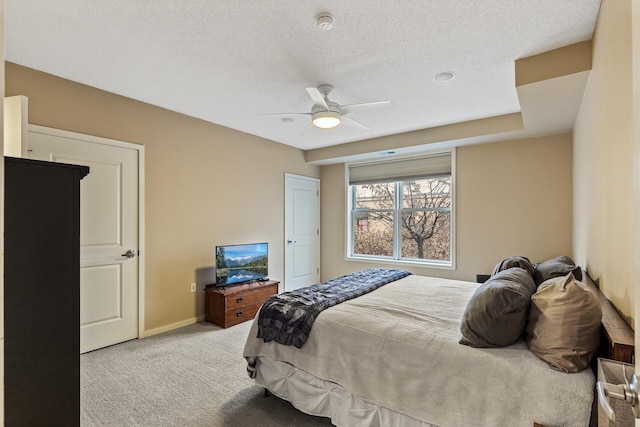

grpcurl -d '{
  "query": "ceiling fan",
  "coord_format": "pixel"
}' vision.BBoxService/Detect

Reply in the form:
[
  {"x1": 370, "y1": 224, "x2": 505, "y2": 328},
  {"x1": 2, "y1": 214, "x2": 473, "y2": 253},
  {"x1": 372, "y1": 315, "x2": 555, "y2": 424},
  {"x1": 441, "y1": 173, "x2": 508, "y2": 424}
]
[{"x1": 264, "y1": 84, "x2": 391, "y2": 130}]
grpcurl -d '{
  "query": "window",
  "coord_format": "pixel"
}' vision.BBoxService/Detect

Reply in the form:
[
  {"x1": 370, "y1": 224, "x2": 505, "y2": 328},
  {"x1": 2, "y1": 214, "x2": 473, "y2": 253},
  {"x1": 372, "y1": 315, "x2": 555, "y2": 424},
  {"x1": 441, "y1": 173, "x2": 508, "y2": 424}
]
[{"x1": 347, "y1": 152, "x2": 454, "y2": 267}]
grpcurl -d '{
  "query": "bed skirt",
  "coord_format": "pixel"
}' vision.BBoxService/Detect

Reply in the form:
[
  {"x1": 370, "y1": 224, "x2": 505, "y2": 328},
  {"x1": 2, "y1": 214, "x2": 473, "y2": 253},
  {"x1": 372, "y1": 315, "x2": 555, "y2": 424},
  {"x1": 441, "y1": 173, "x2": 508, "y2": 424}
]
[{"x1": 255, "y1": 356, "x2": 436, "y2": 427}]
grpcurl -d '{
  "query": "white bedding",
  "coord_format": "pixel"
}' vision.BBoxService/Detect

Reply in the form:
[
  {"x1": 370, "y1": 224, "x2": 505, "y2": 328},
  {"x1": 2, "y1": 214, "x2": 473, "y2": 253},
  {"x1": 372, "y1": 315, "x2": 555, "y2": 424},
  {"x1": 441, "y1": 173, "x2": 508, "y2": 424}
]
[
  {"x1": 243, "y1": 275, "x2": 595, "y2": 427},
  {"x1": 255, "y1": 356, "x2": 436, "y2": 427}
]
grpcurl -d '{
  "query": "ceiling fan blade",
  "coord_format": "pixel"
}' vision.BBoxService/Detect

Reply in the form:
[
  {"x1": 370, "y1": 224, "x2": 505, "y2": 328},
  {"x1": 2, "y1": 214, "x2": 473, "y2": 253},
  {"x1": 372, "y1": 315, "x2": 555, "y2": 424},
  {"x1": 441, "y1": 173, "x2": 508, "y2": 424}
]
[
  {"x1": 339, "y1": 100, "x2": 391, "y2": 115},
  {"x1": 340, "y1": 115, "x2": 370, "y2": 130},
  {"x1": 306, "y1": 87, "x2": 329, "y2": 110}
]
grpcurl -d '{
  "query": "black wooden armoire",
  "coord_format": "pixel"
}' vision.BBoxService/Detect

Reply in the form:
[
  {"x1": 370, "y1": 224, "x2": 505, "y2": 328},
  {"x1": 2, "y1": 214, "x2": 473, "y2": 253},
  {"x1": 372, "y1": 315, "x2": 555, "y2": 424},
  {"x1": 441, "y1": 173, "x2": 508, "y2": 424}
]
[{"x1": 4, "y1": 157, "x2": 89, "y2": 426}]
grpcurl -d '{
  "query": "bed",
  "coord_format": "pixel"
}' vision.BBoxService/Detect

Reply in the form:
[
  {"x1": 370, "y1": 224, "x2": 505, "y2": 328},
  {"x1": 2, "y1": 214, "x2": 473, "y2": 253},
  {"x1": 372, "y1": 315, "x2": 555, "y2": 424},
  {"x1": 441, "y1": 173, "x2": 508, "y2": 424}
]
[{"x1": 243, "y1": 266, "x2": 633, "y2": 427}]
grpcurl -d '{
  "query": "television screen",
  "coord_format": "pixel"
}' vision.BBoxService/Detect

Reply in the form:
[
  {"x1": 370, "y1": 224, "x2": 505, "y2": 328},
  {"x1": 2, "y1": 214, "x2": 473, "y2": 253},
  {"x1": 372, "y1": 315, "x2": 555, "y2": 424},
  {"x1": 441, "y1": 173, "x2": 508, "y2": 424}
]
[{"x1": 215, "y1": 242, "x2": 268, "y2": 286}]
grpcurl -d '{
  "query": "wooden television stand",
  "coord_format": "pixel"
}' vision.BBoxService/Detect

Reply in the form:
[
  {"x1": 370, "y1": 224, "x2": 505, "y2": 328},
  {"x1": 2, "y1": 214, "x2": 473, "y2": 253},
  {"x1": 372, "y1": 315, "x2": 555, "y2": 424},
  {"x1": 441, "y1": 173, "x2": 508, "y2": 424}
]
[{"x1": 205, "y1": 280, "x2": 279, "y2": 328}]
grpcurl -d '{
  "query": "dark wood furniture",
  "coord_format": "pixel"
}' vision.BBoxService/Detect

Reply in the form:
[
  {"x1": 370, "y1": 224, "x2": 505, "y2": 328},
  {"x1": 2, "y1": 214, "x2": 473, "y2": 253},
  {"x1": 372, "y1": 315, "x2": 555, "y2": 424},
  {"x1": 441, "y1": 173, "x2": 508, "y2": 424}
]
[
  {"x1": 582, "y1": 272, "x2": 633, "y2": 427},
  {"x1": 4, "y1": 157, "x2": 89, "y2": 426},
  {"x1": 580, "y1": 272, "x2": 635, "y2": 364},
  {"x1": 206, "y1": 280, "x2": 279, "y2": 328}
]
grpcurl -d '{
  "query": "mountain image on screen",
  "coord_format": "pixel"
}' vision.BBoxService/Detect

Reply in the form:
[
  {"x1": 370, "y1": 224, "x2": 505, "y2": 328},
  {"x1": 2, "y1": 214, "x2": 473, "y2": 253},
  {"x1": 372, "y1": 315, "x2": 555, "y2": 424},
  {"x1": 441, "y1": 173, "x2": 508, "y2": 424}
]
[{"x1": 215, "y1": 242, "x2": 268, "y2": 286}]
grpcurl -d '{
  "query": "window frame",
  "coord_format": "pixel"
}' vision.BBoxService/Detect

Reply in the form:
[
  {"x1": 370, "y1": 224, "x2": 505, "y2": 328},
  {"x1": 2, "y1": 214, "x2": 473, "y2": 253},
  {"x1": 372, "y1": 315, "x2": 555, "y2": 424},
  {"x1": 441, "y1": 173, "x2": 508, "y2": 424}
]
[{"x1": 346, "y1": 150, "x2": 456, "y2": 270}]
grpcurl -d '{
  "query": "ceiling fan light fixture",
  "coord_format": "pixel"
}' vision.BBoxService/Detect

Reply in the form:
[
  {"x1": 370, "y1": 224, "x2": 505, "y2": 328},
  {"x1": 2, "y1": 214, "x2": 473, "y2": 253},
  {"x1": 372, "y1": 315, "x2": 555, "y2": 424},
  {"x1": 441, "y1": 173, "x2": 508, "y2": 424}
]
[{"x1": 312, "y1": 111, "x2": 341, "y2": 129}]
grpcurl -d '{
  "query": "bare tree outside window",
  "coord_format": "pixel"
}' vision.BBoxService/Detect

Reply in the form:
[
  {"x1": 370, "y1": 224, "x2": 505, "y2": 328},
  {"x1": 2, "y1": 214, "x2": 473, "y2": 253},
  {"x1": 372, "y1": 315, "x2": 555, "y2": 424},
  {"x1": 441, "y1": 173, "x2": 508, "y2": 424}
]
[
  {"x1": 401, "y1": 178, "x2": 451, "y2": 260},
  {"x1": 352, "y1": 177, "x2": 451, "y2": 262}
]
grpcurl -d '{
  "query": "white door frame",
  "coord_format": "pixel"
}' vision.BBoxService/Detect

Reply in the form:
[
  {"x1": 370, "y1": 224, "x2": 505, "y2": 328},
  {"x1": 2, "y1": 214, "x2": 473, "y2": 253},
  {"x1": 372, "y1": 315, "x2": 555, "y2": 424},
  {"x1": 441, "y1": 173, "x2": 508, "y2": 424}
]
[
  {"x1": 284, "y1": 173, "x2": 320, "y2": 291},
  {"x1": 27, "y1": 124, "x2": 146, "y2": 339}
]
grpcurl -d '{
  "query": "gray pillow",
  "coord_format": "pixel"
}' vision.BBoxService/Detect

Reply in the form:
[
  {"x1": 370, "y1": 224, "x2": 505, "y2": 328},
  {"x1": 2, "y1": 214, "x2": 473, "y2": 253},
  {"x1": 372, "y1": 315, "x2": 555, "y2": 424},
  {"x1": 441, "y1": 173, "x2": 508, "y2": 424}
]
[
  {"x1": 526, "y1": 273, "x2": 601, "y2": 372},
  {"x1": 533, "y1": 255, "x2": 582, "y2": 286},
  {"x1": 491, "y1": 256, "x2": 535, "y2": 278},
  {"x1": 460, "y1": 267, "x2": 537, "y2": 348}
]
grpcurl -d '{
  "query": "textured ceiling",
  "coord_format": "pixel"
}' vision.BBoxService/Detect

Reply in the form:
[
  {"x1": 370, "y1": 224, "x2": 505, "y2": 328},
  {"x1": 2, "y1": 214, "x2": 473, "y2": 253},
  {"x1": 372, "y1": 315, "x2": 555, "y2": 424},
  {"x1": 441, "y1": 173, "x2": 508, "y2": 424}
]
[{"x1": 5, "y1": 1, "x2": 601, "y2": 151}]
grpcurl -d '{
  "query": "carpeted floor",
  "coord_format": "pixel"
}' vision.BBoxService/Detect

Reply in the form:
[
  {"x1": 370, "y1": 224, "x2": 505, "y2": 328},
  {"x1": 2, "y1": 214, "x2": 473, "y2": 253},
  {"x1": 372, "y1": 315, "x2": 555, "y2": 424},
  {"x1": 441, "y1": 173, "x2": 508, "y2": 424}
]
[{"x1": 81, "y1": 321, "x2": 332, "y2": 426}]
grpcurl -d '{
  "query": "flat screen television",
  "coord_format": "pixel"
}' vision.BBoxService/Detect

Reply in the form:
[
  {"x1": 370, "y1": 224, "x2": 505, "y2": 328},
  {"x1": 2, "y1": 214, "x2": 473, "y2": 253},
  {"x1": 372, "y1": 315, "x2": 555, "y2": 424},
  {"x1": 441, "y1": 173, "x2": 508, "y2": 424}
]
[{"x1": 215, "y1": 242, "x2": 268, "y2": 286}]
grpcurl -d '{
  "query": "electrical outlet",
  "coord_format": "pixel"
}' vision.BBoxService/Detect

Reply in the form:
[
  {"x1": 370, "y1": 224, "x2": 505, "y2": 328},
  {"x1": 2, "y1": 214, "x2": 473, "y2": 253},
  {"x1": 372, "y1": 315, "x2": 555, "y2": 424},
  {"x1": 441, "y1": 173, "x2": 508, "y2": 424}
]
[{"x1": 190, "y1": 282, "x2": 196, "y2": 293}]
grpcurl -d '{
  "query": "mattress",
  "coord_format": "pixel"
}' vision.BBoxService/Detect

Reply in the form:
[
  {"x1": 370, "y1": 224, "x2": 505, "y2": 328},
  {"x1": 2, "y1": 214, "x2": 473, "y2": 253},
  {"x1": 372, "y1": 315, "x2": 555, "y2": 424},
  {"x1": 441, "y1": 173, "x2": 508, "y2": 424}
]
[{"x1": 243, "y1": 275, "x2": 595, "y2": 427}]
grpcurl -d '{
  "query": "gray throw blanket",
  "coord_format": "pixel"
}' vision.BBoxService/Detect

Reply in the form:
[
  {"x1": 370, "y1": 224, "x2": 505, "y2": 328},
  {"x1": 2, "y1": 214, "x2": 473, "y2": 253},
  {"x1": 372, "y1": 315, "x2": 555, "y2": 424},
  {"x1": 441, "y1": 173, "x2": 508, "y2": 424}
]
[{"x1": 256, "y1": 268, "x2": 411, "y2": 348}]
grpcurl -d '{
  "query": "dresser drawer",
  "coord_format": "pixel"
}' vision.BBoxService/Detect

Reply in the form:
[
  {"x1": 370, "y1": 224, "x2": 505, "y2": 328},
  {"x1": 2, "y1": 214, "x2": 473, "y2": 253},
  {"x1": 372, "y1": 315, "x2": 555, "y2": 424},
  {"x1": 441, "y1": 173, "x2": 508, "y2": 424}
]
[
  {"x1": 224, "y1": 300, "x2": 265, "y2": 327},
  {"x1": 226, "y1": 284, "x2": 277, "y2": 310},
  {"x1": 205, "y1": 280, "x2": 279, "y2": 328}
]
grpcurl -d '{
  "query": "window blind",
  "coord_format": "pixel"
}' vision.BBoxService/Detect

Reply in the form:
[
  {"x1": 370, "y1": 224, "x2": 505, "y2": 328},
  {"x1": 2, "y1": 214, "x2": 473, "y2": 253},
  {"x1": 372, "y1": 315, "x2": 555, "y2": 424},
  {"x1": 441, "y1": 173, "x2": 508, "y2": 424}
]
[{"x1": 348, "y1": 153, "x2": 452, "y2": 185}]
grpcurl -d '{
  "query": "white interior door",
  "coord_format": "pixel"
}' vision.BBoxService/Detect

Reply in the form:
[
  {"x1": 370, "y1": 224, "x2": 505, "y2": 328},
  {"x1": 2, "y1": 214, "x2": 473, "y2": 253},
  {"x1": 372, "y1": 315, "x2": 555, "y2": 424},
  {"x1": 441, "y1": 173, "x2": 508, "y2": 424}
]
[
  {"x1": 27, "y1": 125, "x2": 142, "y2": 353},
  {"x1": 285, "y1": 174, "x2": 320, "y2": 291}
]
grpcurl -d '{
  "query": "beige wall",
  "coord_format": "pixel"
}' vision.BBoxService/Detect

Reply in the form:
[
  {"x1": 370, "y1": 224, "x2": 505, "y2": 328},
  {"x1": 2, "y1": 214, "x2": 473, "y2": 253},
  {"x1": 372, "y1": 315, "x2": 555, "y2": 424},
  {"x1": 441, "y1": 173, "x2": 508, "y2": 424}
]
[
  {"x1": 5, "y1": 63, "x2": 319, "y2": 333},
  {"x1": 8, "y1": 0, "x2": 636, "y2": 335},
  {"x1": 573, "y1": 0, "x2": 636, "y2": 325},
  {"x1": 320, "y1": 133, "x2": 573, "y2": 282}
]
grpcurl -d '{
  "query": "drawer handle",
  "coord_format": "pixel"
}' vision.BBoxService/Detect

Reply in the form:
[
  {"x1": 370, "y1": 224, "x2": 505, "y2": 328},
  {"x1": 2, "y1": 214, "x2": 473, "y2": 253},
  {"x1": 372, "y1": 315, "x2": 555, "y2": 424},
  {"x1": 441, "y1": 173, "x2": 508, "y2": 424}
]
[
  {"x1": 236, "y1": 311, "x2": 243, "y2": 317},
  {"x1": 236, "y1": 297, "x2": 243, "y2": 303}
]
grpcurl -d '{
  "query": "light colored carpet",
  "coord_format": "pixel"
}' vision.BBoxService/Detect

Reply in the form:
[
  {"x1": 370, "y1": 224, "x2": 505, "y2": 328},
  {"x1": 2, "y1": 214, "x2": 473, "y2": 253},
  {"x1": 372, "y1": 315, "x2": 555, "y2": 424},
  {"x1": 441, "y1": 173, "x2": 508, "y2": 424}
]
[{"x1": 81, "y1": 321, "x2": 332, "y2": 426}]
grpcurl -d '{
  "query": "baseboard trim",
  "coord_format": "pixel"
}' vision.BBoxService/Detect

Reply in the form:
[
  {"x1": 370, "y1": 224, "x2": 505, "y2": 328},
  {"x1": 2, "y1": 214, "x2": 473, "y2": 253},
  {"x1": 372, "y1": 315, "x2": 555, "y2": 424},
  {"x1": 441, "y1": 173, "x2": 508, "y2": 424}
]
[{"x1": 140, "y1": 315, "x2": 206, "y2": 338}]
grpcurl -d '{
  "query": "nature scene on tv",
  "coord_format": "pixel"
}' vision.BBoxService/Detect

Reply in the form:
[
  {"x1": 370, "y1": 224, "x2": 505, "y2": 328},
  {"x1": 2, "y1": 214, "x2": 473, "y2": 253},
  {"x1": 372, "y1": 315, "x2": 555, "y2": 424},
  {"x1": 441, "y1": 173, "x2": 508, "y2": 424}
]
[{"x1": 216, "y1": 243, "x2": 268, "y2": 285}]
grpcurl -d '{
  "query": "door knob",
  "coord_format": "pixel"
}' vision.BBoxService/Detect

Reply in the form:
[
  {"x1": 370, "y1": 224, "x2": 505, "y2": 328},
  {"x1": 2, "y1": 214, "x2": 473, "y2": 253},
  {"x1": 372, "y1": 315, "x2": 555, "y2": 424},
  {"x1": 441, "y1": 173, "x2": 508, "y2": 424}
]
[
  {"x1": 121, "y1": 249, "x2": 137, "y2": 258},
  {"x1": 597, "y1": 374, "x2": 639, "y2": 421},
  {"x1": 287, "y1": 240, "x2": 297, "y2": 244}
]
